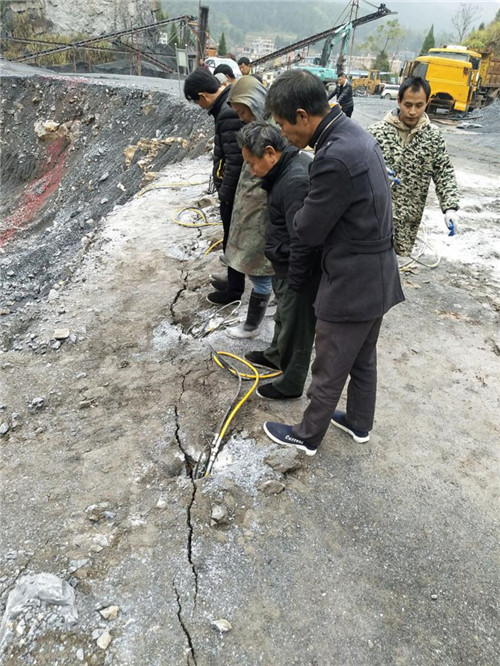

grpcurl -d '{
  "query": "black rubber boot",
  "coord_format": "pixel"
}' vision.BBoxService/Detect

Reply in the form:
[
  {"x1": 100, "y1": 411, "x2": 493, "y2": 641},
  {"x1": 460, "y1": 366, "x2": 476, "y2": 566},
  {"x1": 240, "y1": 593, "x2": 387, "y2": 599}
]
[
  {"x1": 227, "y1": 266, "x2": 245, "y2": 300},
  {"x1": 226, "y1": 291, "x2": 271, "y2": 339}
]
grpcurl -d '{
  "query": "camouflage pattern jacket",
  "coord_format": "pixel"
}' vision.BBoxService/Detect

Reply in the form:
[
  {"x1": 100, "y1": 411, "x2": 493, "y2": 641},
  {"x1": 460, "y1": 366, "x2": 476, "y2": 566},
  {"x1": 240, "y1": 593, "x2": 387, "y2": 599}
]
[
  {"x1": 225, "y1": 160, "x2": 274, "y2": 276},
  {"x1": 368, "y1": 110, "x2": 459, "y2": 255}
]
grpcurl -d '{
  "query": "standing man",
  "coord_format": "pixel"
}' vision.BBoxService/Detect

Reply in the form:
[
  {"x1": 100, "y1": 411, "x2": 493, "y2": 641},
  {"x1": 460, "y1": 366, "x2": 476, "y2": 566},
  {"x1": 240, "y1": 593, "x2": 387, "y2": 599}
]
[
  {"x1": 237, "y1": 120, "x2": 321, "y2": 400},
  {"x1": 368, "y1": 76, "x2": 460, "y2": 257},
  {"x1": 237, "y1": 57, "x2": 252, "y2": 76},
  {"x1": 238, "y1": 56, "x2": 263, "y2": 83},
  {"x1": 213, "y1": 63, "x2": 237, "y2": 86},
  {"x1": 184, "y1": 68, "x2": 245, "y2": 303},
  {"x1": 328, "y1": 72, "x2": 354, "y2": 117},
  {"x1": 263, "y1": 70, "x2": 404, "y2": 456}
]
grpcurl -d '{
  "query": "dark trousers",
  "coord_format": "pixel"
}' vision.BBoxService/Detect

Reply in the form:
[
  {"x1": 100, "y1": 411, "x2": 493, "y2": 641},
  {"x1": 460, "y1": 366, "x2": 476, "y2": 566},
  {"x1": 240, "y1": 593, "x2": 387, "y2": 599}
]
[
  {"x1": 220, "y1": 200, "x2": 245, "y2": 297},
  {"x1": 264, "y1": 275, "x2": 319, "y2": 396},
  {"x1": 294, "y1": 316, "x2": 383, "y2": 447},
  {"x1": 219, "y1": 200, "x2": 233, "y2": 252}
]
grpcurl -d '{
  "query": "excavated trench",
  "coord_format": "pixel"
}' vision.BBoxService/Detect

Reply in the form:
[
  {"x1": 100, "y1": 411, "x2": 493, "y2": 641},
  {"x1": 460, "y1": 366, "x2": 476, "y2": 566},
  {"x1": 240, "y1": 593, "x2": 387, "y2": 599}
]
[{"x1": 0, "y1": 71, "x2": 212, "y2": 349}]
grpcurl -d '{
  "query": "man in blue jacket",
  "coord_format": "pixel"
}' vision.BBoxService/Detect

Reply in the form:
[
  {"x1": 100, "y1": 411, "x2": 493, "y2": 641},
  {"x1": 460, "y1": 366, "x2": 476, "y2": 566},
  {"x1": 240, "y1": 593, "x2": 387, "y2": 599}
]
[{"x1": 263, "y1": 70, "x2": 404, "y2": 456}]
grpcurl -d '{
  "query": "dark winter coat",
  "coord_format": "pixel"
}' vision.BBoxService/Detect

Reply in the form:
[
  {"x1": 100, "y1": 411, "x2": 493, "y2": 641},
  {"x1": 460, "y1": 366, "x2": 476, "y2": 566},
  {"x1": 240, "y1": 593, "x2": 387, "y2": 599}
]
[
  {"x1": 208, "y1": 86, "x2": 243, "y2": 204},
  {"x1": 260, "y1": 145, "x2": 321, "y2": 290},
  {"x1": 329, "y1": 80, "x2": 353, "y2": 113},
  {"x1": 293, "y1": 106, "x2": 404, "y2": 322}
]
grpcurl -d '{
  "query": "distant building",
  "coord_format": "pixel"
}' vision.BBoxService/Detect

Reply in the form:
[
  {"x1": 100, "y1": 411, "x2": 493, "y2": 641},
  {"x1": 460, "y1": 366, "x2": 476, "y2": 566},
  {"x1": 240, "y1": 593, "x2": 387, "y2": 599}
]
[{"x1": 239, "y1": 36, "x2": 276, "y2": 61}]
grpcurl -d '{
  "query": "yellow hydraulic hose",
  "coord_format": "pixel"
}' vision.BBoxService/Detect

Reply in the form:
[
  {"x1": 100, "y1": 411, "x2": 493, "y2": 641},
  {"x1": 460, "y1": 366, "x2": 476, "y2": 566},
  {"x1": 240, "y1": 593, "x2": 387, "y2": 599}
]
[
  {"x1": 173, "y1": 207, "x2": 222, "y2": 227},
  {"x1": 136, "y1": 174, "x2": 209, "y2": 197},
  {"x1": 204, "y1": 239, "x2": 223, "y2": 255},
  {"x1": 195, "y1": 350, "x2": 282, "y2": 478},
  {"x1": 212, "y1": 351, "x2": 281, "y2": 381}
]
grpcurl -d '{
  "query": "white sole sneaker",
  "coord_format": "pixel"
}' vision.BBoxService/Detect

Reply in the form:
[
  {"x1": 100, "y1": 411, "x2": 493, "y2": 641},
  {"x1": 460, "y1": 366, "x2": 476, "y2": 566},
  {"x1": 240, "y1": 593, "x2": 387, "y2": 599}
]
[
  {"x1": 263, "y1": 422, "x2": 317, "y2": 456},
  {"x1": 331, "y1": 417, "x2": 370, "y2": 443}
]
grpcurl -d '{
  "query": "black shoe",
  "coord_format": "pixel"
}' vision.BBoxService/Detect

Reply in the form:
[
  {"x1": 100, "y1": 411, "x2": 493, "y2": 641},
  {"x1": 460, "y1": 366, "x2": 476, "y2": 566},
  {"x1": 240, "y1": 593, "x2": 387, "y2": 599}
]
[
  {"x1": 263, "y1": 422, "x2": 317, "y2": 456},
  {"x1": 245, "y1": 351, "x2": 280, "y2": 371},
  {"x1": 331, "y1": 410, "x2": 370, "y2": 443},
  {"x1": 257, "y1": 383, "x2": 301, "y2": 400},
  {"x1": 211, "y1": 278, "x2": 229, "y2": 291},
  {"x1": 207, "y1": 290, "x2": 240, "y2": 305}
]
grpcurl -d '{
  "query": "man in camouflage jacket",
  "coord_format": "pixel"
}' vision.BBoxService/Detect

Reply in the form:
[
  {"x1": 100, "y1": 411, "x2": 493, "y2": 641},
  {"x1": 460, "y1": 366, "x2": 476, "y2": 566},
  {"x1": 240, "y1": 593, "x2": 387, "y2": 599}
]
[{"x1": 368, "y1": 77, "x2": 459, "y2": 256}]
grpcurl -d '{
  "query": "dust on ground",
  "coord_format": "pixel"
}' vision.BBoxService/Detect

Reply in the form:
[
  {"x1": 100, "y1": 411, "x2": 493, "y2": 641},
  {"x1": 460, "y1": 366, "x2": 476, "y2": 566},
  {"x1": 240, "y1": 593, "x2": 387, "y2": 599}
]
[{"x1": 1, "y1": 65, "x2": 499, "y2": 665}]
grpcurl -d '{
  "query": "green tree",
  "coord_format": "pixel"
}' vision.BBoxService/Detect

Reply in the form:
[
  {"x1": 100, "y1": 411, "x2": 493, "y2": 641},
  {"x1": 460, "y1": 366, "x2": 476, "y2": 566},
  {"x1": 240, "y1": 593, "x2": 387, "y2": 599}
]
[
  {"x1": 465, "y1": 20, "x2": 500, "y2": 54},
  {"x1": 419, "y1": 25, "x2": 435, "y2": 55},
  {"x1": 372, "y1": 50, "x2": 390, "y2": 71},
  {"x1": 218, "y1": 32, "x2": 227, "y2": 56},
  {"x1": 361, "y1": 19, "x2": 406, "y2": 66},
  {"x1": 452, "y1": 3, "x2": 481, "y2": 42}
]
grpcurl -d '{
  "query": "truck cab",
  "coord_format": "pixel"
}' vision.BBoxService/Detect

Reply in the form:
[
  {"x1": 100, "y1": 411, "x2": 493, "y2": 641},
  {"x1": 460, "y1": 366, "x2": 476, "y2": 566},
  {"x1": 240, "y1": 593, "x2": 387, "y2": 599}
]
[
  {"x1": 404, "y1": 45, "x2": 500, "y2": 112},
  {"x1": 411, "y1": 55, "x2": 475, "y2": 112}
]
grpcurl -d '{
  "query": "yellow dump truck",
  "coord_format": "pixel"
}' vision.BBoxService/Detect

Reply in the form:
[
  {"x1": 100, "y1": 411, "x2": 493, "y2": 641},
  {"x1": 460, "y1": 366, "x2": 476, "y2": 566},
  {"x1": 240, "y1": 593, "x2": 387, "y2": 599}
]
[{"x1": 403, "y1": 45, "x2": 500, "y2": 112}]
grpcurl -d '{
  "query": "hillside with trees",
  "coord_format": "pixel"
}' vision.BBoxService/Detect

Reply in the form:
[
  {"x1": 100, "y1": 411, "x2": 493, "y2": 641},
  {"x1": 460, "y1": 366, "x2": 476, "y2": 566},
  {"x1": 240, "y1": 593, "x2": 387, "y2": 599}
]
[
  {"x1": 465, "y1": 8, "x2": 500, "y2": 54},
  {"x1": 162, "y1": 0, "x2": 498, "y2": 56}
]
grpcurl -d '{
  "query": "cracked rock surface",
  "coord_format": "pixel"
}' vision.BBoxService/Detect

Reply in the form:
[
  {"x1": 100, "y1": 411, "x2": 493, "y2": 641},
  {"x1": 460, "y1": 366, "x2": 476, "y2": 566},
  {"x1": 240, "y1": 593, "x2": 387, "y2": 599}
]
[{"x1": 1, "y1": 66, "x2": 499, "y2": 665}]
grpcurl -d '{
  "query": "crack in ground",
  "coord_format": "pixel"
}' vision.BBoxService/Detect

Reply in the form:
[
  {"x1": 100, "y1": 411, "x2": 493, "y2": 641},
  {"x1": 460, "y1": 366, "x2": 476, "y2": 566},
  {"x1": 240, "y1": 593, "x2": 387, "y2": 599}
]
[
  {"x1": 170, "y1": 268, "x2": 188, "y2": 322},
  {"x1": 174, "y1": 401, "x2": 199, "y2": 603},
  {"x1": 173, "y1": 583, "x2": 197, "y2": 666}
]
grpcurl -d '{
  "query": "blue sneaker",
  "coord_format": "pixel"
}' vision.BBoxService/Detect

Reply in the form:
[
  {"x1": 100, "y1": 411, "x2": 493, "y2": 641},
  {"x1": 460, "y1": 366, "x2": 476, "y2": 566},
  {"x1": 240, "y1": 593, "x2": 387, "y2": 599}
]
[
  {"x1": 331, "y1": 411, "x2": 370, "y2": 443},
  {"x1": 263, "y1": 422, "x2": 317, "y2": 456}
]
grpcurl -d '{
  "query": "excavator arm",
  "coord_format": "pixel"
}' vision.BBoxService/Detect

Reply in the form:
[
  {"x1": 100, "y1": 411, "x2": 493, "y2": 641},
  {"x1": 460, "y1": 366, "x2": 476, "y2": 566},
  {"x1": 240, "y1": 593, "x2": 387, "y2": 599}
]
[{"x1": 250, "y1": 4, "x2": 395, "y2": 70}]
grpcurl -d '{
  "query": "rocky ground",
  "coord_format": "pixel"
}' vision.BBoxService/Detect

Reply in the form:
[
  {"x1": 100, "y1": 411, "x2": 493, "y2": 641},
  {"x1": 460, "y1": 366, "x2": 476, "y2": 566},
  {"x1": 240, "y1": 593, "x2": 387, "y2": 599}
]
[{"x1": 0, "y1": 64, "x2": 499, "y2": 665}]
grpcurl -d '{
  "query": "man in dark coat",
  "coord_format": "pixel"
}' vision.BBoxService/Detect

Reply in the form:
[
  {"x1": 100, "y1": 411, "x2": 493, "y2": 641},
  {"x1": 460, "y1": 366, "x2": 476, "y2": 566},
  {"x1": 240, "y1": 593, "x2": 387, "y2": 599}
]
[
  {"x1": 263, "y1": 69, "x2": 404, "y2": 456},
  {"x1": 328, "y1": 72, "x2": 354, "y2": 117},
  {"x1": 236, "y1": 120, "x2": 321, "y2": 399},
  {"x1": 184, "y1": 68, "x2": 245, "y2": 301}
]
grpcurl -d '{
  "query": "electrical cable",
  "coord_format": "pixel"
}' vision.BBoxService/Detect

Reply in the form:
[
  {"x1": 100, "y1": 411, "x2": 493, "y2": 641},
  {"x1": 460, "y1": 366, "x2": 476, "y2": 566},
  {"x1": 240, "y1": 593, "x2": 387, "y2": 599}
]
[
  {"x1": 360, "y1": 0, "x2": 381, "y2": 10},
  {"x1": 212, "y1": 351, "x2": 282, "y2": 382},
  {"x1": 173, "y1": 207, "x2": 221, "y2": 228},
  {"x1": 399, "y1": 222, "x2": 441, "y2": 272},
  {"x1": 204, "y1": 239, "x2": 223, "y2": 255},
  {"x1": 194, "y1": 349, "x2": 280, "y2": 478},
  {"x1": 186, "y1": 300, "x2": 242, "y2": 338},
  {"x1": 136, "y1": 174, "x2": 209, "y2": 197},
  {"x1": 389, "y1": 172, "x2": 441, "y2": 271}
]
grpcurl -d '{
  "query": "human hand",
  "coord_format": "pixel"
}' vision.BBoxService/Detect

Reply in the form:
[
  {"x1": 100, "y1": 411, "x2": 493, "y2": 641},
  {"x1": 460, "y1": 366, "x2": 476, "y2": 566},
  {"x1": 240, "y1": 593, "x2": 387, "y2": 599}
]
[{"x1": 444, "y1": 210, "x2": 459, "y2": 236}]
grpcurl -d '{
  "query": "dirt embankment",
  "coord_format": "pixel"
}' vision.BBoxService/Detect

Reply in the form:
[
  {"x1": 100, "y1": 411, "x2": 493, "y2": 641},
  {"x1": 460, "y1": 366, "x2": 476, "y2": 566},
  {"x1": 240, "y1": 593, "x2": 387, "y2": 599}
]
[{"x1": 0, "y1": 71, "x2": 211, "y2": 347}]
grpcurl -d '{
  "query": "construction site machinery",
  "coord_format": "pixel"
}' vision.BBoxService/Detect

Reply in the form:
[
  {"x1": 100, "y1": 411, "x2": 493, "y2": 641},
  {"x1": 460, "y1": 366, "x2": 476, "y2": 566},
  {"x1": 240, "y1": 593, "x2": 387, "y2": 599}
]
[
  {"x1": 8, "y1": 14, "x2": 196, "y2": 68},
  {"x1": 403, "y1": 45, "x2": 500, "y2": 113},
  {"x1": 250, "y1": 3, "x2": 396, "y2": 84},
  {"x1": 351, "y1": 69, "x2": 385, "y2": 96}
]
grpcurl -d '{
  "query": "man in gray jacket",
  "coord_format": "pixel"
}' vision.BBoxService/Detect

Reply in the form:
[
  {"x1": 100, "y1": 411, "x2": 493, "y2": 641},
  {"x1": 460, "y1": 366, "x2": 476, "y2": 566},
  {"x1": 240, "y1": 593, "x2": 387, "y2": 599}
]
[{"x1": 263, "y1": 70, "x2": 404, "y2": 456}]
